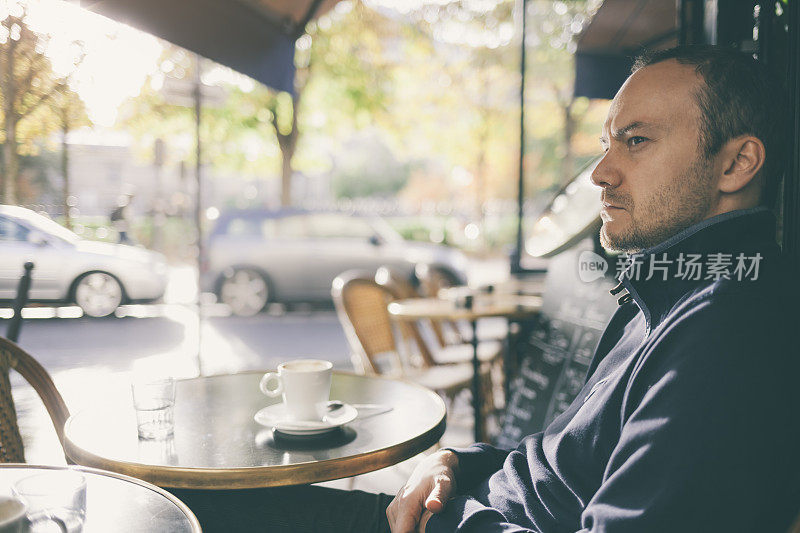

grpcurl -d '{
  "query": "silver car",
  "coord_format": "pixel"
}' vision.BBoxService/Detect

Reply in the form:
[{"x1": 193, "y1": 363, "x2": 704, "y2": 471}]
[
  {"x1": 201, "y1": 209, "x2": 468, "y2": 316},
  {"x1": 0, "y1": 205, "x2": 168, "y2": 317}
]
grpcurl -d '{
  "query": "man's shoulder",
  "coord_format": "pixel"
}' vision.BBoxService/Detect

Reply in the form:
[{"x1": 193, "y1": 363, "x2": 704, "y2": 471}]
[
  {"x1": 670, "y1": 251, "x2": 794, "y2": 323},
  {"x1": 627, "y1": 273, "x2": 796, "y2": 400}
]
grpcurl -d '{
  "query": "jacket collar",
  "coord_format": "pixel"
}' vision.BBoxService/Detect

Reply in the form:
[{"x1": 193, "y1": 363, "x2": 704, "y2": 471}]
[{"x1": 615, "y1": 207, "x2": 779, "y2": 334}]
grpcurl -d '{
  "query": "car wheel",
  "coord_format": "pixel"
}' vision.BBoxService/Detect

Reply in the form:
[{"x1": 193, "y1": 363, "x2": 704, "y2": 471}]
[
  {"x1": 220, "y1": 268, "x2": 269, "y2": 316},
  {"x1": 74, "y1": 272, "x2": 124, "y2": 318}
]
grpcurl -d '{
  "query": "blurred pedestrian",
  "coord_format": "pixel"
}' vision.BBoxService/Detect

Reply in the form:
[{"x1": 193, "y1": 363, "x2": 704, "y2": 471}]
[{"x1": 110, "y1": 193, "x2": 136, "y2": 245}]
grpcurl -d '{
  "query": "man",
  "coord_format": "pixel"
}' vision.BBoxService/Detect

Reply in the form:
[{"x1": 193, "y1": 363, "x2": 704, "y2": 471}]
[
  {"x1": 387, "y1": 45, "x2": 799, "y2": 532},
  {"x1": 178, "y1": 45, "x2": 798, "y2": 533}
]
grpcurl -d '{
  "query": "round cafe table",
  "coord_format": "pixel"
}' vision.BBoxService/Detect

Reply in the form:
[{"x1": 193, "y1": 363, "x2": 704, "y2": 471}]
[
  {"x1": 388, "y1": 294, "x2": 542, "y2": 442},
  {"x1": 0, "y1": 464, "x2": 200, "y2": 532},
  {"x1": 63, "y1": 371, "x2": 446, "y2": 490}
]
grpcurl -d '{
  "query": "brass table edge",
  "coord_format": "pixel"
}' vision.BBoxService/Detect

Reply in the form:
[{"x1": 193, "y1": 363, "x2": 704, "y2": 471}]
[
  {"x1": 65, "y1": 415, "x2": 446, "y2": 490},
  {"x1": 64, "y1": 371, "x2": 448, "y2": 490},
  {"x1": 0, "y1": 463, "x2": 202, "y2": 532},
  {"x1": 388, "y1": 297, "x2": 543, "y2": 321}
]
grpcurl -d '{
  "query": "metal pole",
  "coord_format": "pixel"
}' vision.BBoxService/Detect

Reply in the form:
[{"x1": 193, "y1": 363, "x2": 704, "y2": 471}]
[
  {"x1": 7, "y1": 262, "x2": 34, "y2": 343},
  {"x1": 513, "y1": 0, "x2": 528, "y2": 273},
  {"x1": 194, "y1": 54, "x2": 205, "y2": 376}
]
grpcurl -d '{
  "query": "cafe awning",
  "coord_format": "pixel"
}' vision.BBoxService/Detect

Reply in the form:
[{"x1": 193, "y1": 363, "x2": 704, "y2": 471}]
[
  {"x1": 574, "y1": 0, "x2": 679, "y2": 99},
  {"x1": 79, "y1": 0, "x2": 341, "y2": 93}
]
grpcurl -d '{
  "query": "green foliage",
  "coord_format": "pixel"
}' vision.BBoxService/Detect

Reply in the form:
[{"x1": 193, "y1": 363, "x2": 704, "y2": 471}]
[
  {"x1": 521, "y1": 0, "x2": 605, "y2": 191},
  {"x1": 117, "y1": 0, "x2": 608, "y2": 219},
  {"x1": 0, "y1": 4, "x2": 89, "y2": 203},
  {"x1": 331, "y1": 165, "x2": 408, "y2": 198}
]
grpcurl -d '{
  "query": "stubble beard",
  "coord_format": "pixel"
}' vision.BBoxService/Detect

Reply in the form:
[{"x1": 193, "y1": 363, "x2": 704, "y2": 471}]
[{"x1": 600, "y1": 155, "x2": 715, "y2": 253}]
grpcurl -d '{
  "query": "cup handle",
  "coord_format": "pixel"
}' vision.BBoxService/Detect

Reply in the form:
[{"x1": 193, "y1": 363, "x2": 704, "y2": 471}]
[{"x1": 260, "y1": 373, "x2": 283, "y2": 397}]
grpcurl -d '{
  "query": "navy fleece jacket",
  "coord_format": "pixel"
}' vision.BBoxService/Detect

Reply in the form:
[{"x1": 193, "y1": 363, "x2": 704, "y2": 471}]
[{"x1": 427, "y1": 207, "x2": 800, "y2": 533}]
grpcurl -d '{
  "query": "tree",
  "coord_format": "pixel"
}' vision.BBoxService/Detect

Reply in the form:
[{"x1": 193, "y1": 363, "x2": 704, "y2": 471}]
[
  {"x1": 523, "y1": 0, "x2": 604, "y2": 188},
  {"x1": 379, "y1": 0, "x2": 520, "y2": 203},
  {"x1": 119, "y1": 2, "x2": 399, "y2": 207},
  {"x1": 0, "y1": 3, "x2": 75, "y2": 204},
  {"x1": 232, "y1": 68, "x2": 307, "y2": 207},
  {"x1": 256, "y1": 0, "x2": 398, "y2": 206},
  {"x1": 50, "y1": 84, "x2": 90, "y2": 228}
]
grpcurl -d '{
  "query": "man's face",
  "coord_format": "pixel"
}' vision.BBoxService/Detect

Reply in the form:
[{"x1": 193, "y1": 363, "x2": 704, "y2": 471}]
[{"x1": 593, "y1": 60, "x2": 717, "y2": 253}]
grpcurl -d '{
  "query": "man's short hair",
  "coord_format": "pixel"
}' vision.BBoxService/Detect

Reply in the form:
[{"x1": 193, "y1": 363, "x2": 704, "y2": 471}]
[{"x1": 631, "y1": 45, "x2": 787, "y2": 208}]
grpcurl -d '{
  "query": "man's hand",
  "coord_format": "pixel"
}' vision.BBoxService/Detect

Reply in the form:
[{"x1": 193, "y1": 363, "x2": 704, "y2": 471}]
[
  {"x1": 386, "y1": 450, "x2": 459, "y2": 533},
  {"x1": 417, "y1": 510, "x2": 434, "y2": 533}
]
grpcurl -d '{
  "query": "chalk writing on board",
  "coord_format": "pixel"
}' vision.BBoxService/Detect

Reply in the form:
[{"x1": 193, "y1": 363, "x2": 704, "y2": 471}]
[{"x1": 496, "y1": 245, "x2": 619, "y2": 450}]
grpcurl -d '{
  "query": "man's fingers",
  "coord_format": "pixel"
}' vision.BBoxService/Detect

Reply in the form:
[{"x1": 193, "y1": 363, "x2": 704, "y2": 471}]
[
  {"x1": 387, "y1": 492, "x2": 422, "y2": 533},
  {"x1": 394, "y1": 513, "x2": 420, "y2": 533},
  {"x1": 424, "y1": 476, "x2": 453, "y2": 513},
  {"x1": 425, "y1": 497, "x2": 444, "y2": 513}
]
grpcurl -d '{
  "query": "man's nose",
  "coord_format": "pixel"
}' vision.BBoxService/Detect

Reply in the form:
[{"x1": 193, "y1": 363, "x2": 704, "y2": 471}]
[{"x1": 590, "y1": 152, "x2": 621, "y2": 189}]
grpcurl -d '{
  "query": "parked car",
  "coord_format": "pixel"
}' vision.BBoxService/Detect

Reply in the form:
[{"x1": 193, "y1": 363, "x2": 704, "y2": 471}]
[
  {"x1": 0, "y1": 205, "x2": 168, "y2": 318},
  {"x1": 201, "y1": 209, "x2": 469, "y2": 316}
]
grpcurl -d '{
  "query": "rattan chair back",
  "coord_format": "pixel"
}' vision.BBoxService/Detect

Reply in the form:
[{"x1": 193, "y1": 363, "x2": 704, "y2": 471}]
[
  {"x1": 373, "y1": 267, "x2": 440, "y2": 367},
  {"x1": 374, "y1": 267, "x2": 417, "y2": 299},
  {"x1": 412, "y1": 265, "x2": 464, "y2": 347},
  {"x1": 332, "y1": 270, "x2": 405, "y2": 375},
  {"x1": 0, "y1": 336, "x2": 70, "y2": 463}
]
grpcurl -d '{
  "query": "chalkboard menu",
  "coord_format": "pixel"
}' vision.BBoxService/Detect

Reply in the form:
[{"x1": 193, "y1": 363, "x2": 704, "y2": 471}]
[{"x1": 496, "y1": 243, "x2": 619, "y2": 449}]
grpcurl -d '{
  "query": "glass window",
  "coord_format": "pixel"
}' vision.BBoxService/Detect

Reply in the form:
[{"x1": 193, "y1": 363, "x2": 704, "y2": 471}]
[
  {"x1": 0, "y1": 216, "x2": 30, "y2": 242},
  {"x1": 18, "y1": 211, "x2": 78, "y2": 244},
  {"x1": 306, "y1": 214, "x2": 375, "y2": 239},
  {"x1": 225, "y1": 217, "x2": 261, "y2": 237},
  {"x1": 274, "y1": 216, "x2": 309, "y2": 239},
  {"x1": 524, "y1": 159, "x2": 601, "y2": 258},
  {"x1": 260, "y1": 219, "x2": 279, "y2": 239}
]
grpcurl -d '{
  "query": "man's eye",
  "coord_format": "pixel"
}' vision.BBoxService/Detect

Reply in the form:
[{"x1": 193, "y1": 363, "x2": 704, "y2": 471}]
[{"x1": 628, "y1": 136, "x2": 648, "y2": 148}]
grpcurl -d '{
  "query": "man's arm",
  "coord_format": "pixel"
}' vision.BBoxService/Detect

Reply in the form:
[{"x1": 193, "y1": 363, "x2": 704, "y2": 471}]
[{"x1": 387, "y1": 443, "x2": 516, "y2": 533}]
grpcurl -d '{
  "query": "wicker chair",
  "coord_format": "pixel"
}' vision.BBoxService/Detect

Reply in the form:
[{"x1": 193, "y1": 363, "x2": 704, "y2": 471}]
[
  {"x1": 331, "y1": 270, "x2": 476, "y2": 401},
  {"x1": 0, "y1": 336, "x2": 70, "y2": 464},
  {"x1": 376, "y1": 266, "x2": 503, "y2": 367},
  {"x1": 414, "y1": 264, "x2": 466, "y2": 346},
  {"x1": 416, "y1": 263, "x2": 508, "y2": 346}
]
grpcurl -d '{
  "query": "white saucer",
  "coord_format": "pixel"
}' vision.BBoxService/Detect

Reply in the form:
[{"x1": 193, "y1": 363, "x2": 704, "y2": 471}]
[{"x1": 254, "y1": 401, "x2": 358, "y2": 435}]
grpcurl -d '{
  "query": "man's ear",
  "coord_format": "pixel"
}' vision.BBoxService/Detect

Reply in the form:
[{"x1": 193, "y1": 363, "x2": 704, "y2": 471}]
[{"x1": 717, "y1": 135, "x2": 765, "y2": 193}]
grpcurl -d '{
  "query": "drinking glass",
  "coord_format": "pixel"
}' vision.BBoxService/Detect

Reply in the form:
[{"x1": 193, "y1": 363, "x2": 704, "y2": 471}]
[
  {"x1": 12, "y1": 471, "x2": 86, "y2": 533},
  {"x1": 131, "y1": 377, "x2": 176, "y2": 439}
]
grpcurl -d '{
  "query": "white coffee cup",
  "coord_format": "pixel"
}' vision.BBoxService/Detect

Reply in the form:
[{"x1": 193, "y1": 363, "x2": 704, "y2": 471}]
[
  {"x1": 0, "y1": 496, "x2": 27, "y2": 533},
  {"x1": 260, "y1": 359, "x2": 333, "y2": 421}
]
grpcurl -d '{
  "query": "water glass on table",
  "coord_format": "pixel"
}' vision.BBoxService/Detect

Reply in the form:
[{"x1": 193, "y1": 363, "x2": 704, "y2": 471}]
[
  {"x1": 131, "y1": 377, "x2": 176, "y2": 439},
  {"x1": 0, "y1": 495, "x2": 27, "y2": 533},
  {"x1": 11, "y1": 471, "x2": 86, "y2": 533}
]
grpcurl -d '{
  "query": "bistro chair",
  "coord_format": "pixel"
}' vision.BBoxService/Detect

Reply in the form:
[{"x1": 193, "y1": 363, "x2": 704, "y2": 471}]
[
  {"x1": 331, "y1": 270, "x2": 476, "y2": 404},
  {"x1": 415, "y1": 263, "x2": 508, "y2": 346},
  {"x1": 0, "y1": 336, "x2": 71, "y2": 464},
  {"x1": 414, "y1": 263, "x2": 466, "y2": 345},
  {"x1": 375, "y1": 266, "x2": 504, "y2": 367}
]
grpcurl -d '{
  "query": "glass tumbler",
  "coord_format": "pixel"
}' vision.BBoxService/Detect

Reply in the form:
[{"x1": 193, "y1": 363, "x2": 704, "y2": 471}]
[{"x1": 12, "y1": 470, "x2": 86, "y2": 533}]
